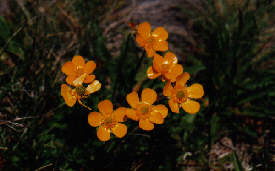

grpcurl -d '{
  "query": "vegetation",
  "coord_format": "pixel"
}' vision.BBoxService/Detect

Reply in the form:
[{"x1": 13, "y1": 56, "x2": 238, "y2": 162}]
[{"x1": 0, "y1": 0, "x2": 274, "y2": 170}]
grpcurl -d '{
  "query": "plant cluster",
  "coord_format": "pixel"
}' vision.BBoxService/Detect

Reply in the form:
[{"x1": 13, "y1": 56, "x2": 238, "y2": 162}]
[{"x1": 61, "y1": 22, "x2": 204, "y2": 142}]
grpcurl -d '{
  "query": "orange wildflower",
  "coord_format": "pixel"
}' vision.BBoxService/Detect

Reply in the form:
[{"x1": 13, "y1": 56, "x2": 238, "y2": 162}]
[
  {"x1": 88, "y1": 100, "x2": 127, "y2": 142},
  {"x1": 163, "y1": 72, "x2": 204, "y2": 114},
  {"x1": 147, "y1": 52, "x2": 183, "y2": 82},
  {"x1": 126, "y1": 88, "x2": 168, "y2": 131},
  {"x1": 136, "y1": 22, "x2": 168, "y2": 58},
  {"x1": 61, "y1": 55, "x2": 96, "y2": 86},
  {"x1": 61, "y1": 80, "x2": 101, "y2": 110}
]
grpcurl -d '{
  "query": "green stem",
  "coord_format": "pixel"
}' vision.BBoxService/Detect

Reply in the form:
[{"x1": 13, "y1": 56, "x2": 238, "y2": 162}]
[
  {"x1": 130, "y1": 50, "x2": 146, "y2": 83},
  {"x1": 112, "y1": 34, "x2": 131, "y2": 101}
]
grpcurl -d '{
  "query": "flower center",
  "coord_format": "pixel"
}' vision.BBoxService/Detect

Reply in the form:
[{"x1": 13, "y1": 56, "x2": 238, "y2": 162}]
[
  {"x1": 141, "y1": 106, "x2": 149, "y2": 114},
  {"x1": 176, "y1": 91, "x2": 185, "y2": 98},
  {"x1": 104, "y1": 117, "x2": 116, "y2": 129},
  {"x1": 76, "y1": 85, "x2": 86, "y2": 96},
  {"x1": 136, "y1": 103, "x2": 151, "y2": 118},
  {"x1": 176, "y1": 89, "x2": 187, "y2": 103},
  {"x1": 148, "y1": 37, "x2": 154, "y2": 43}
]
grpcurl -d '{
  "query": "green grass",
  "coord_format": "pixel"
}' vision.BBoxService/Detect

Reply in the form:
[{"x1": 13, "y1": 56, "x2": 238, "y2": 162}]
[{"x1": 0, "y1": 0, "x2": 274, "y2": 170}]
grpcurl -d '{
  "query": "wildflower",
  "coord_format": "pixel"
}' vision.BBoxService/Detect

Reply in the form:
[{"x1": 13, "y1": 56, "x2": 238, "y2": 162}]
[
  {"x1": 136, "y1": 22, "x2": 168, "y2": 58},
  {"x1": 61, "y1": 80, "x2": 101, "y2": 110},
  {"x1": 147, "y1": 52, "x2": 183, "y2": 82},
  {"x1": 163, "y1": 72, "x2": 204, "y2": 114},
  {"x1": 126, "y1": 88, "x2": 168, "y2": 131},
  {"x1": 61, "y1": 55, "x2": 96, "y2": 86},
  {"x1": 88, "y1": 100, "x2": 127, "y2": 142}
]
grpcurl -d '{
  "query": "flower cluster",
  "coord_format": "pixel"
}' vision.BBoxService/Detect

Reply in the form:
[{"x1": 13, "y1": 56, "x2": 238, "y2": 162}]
[
  {"x1": 60, "y1": 21, "x2": 204, "y2": 142},
  {"x1": 61, "y1": 55, "x2": 101, "y2": 110},
  {"x1": 136, "y1": 21, "x2": 204, "y2": 114}
]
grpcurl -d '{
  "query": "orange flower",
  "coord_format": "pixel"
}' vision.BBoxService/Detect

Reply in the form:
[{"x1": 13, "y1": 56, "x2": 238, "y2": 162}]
[
  {"x1": 88, "y1": 100, "x2": 127, "y2": 142},
  {"x1": 163, "y1": 72, "x2": 204, "y2": 114},
  {"x1": 61, "y1": 80, "x2": 101, "y2": 110},
  {"x1": 136, "y1": 22, "x2": 168, "y2": 58},
  {"x1": 147, "y1": 52, "x2": 183, "y2": 82},
  {"x1": 126, "y1": 88, "x2": 168, "y2": 131},
  {"x1": 61, "y1": 55, "x2": 96, "y2": 86}
]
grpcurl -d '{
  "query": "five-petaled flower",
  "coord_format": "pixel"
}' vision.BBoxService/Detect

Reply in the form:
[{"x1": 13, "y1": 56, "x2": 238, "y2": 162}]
[
  {"x1": 163, "y1": 72, "x2": 204, "y2": 114},
  {"x1": 88, "y1": 100, "x2": 127, "y2": 142},
  {"x1": 61, "y1": 22, "x2": 205, "y2": 142},
  {"x1": 62, "y1": 55, "x2": 96, "y2": 87},
  {"x1": 147, "y1": 52, "x2": 183, "y2": 82},
  {"x1": 61, "y1": 80, "x2": 101, "y2": 110},
  {"x1": 126, "y1": 88, "x2": 168, "y2": 131},
  {"x1": 136, "y1": 21, "x2": 168, "y2": 58}
]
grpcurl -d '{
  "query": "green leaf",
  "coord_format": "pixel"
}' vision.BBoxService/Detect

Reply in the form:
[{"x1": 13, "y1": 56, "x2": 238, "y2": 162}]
[
  {"x1": 232, "y1": 151, "x2": 244, "y2": 171},
  {"x1": 0, "y1": 16, "x2": 10, "y2": 39},
  {"x1": 183, "y1": 114, "x2": 196, "y2": 124},
  {"x1": 7, "y1": 41, "x2": 24, "y2": 60},
  {"x1": 210, "y1": 115, "x2": 219, "y2": 145},
  {"x1": 92, "y1": 22, "x2": 110, "y2": 61}
]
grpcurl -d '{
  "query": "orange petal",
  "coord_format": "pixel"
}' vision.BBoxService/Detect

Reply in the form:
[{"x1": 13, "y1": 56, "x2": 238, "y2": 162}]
[
  {"x1": 152, "y1": 104, "x2": 168, "y2": 118},
  {"x1": 72, "y1": 55, "x2": 85, "y2": 67},
  {"x1": 152, "y1": 54, "x2": 163, "y2": 73},
  {"x1": 147, "y1": 66, "x2": 161, "y2": 79},
  {"x1": 141, "y1": 88, "x2": 157, "y2": 105},
  {"x1": 84, "y1": 74, "x2": 95, "y2": 84},
  {"x1": 164, "y1": 64, "x2": 183, "y2": 82},
  {"x1": 153, "y1": 40, "x2": 168, "y2": 52},
  {"x1": 164, "y1": 52, "x2": 177, "y2": 65},
  {"x1": 126, "y1": 108, "x2": 139, "y2": 121},
  {"x1": 97, "y1": 126, "x2": 110, "y2": 142},
  {"x1": 88, "y1": 112, "x2": 104, "y2": 127},
  {"x1": 145, "y1": 46, "x2": 155, "y2": 58},
  {"x1": 168, "y1": 99, "x2": 179, "y2": 113},
  {"x1": 181, "y1": 99, "x2": 200, "y2": 114},
  {"x1": 136, "y1": 34, "x2": 146, "y2": 48},
  {"x1": 61, "y1": 84, "x2": 77, "y2": 107},
  {"x1": 86, "y1": 80, "x2": 101, "y2": 94},
  {"x1": 163, "y1": 81, "x2": 173, "y2": 97},
  {"x1": 61, "y1": 61, "x2": 76, "y2": 75},
  {"x1": 137, "y1": 22, "x2": 151, "y2": 39},
  {"x1": 61, "y1": 84, "x2": 68, "y2": 97},
  {"x1": 111, "y1": 123, "x2": 127, "y2": 138},
  {"x1": 176, "y1": 72, "x2": 190, "y2": 88},
  {"x1": 98, "y1": 99, "x2": 113, "y2": 115},
  {"x1": 149, "y1": 112, "x2": 164, "y2": 124},
  {"x1": 73, "y1": 73, "x2": 87, "y2": 86},
  {"x1": 65, "y1": 75, "x2": 77, "y2": 86},
  {"x1": 113, "y1": 107, "x2": 127, "y2": 122},
  {"x1": 187, "y1": 83, "x2": 204, "y2": 99},
  {"x1": 152, "y1": 27, "x2": 168, "y2": 41},
  {"x1": 84, "y1": 61, "x2": 96, "y2": 74},
  {"x1": 139, "y1": 119, "x2": 154, "y2": 131},
  {"x1": 126, "y1": 91, "x2": 139, "y2": 108}
]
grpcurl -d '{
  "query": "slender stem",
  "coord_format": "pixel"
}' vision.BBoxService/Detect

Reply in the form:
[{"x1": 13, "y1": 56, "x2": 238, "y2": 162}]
[
  {"x1": 133, "y1": 50, "x2": 146, "y2": 76},
  {"x1": 128, "y1": 50, "x2": 146, "y2": 85},
  {"x1": 0, "y1": 25, "x2": 24, "y2": 57},
  {"x1": 112, "y1": 34, "x2": 131, "y2": 101}
]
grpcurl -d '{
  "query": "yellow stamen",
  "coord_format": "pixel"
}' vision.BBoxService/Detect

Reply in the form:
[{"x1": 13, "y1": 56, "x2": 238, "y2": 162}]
[
  {"x1": 76, "y1": 85, "x2": 86, "y2": 96},
  {"x1": 175, "y1": 89, "x2": 188, "y2": 103},
  {"x1": 104, "y1": 117, "x2": 116, "y2": 129},
  {"x1": 141, "y1": 106, "x2": 149, "y2": 114},
  {"x1": 176, "y1": 91, "x2": 185, "y2": 99}
]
